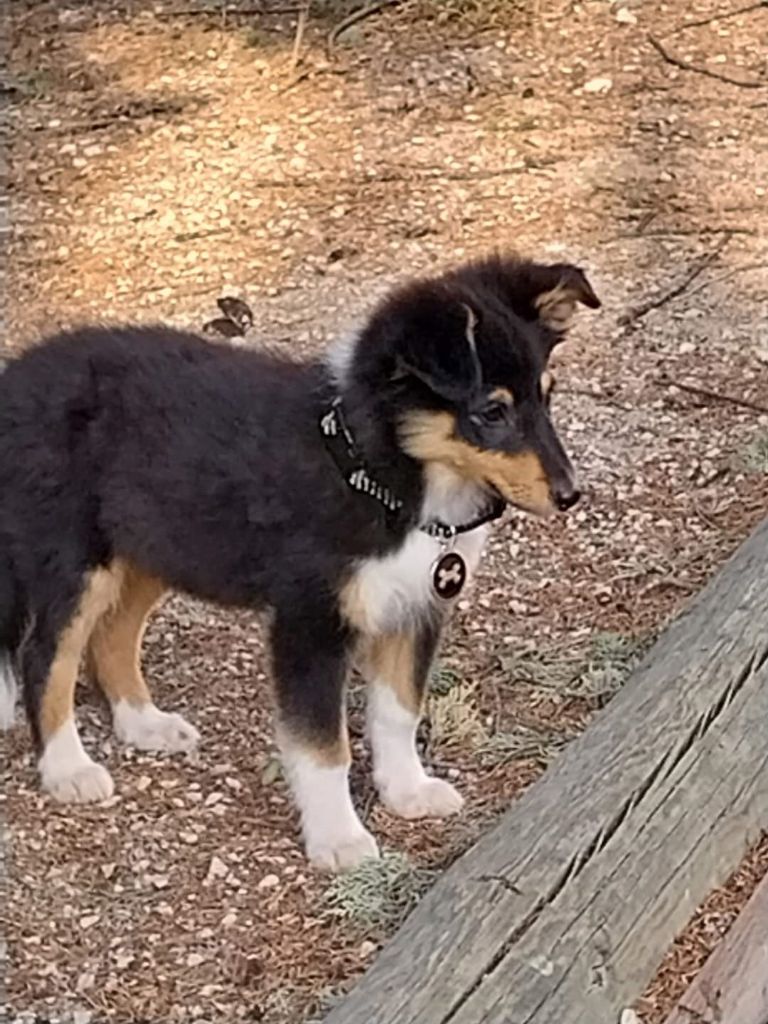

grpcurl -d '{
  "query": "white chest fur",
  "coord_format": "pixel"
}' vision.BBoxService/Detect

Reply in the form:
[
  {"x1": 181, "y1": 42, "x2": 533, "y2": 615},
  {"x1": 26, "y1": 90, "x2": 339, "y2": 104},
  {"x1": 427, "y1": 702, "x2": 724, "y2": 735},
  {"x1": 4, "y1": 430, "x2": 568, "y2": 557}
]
[{"x1": 341, "y1": 468, "x2": 492, "y2": 635}]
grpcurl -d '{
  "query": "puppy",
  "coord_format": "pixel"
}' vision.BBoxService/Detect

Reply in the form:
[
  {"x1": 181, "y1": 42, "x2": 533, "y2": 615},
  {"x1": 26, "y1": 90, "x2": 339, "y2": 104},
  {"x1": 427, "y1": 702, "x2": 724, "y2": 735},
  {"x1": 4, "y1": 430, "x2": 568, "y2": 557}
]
[{"x1": 0, "y1": 254, "x2": 599, "y2": 870}]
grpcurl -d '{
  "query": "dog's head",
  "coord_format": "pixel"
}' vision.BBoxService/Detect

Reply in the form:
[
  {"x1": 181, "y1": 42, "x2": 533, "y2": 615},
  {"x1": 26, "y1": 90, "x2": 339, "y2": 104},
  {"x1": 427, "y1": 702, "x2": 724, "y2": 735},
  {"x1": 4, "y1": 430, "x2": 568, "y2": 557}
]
[{"x1": 346, "y1": 254, "x2": 600, "y2": 516}]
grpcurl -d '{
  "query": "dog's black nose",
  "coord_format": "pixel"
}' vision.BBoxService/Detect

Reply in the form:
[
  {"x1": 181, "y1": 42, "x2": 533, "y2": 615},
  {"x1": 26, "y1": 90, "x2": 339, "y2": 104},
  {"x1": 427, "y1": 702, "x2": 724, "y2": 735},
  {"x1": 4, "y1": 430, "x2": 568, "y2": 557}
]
[{"x1": 554, "y1": 486, "x2": 581, "y2": 512}]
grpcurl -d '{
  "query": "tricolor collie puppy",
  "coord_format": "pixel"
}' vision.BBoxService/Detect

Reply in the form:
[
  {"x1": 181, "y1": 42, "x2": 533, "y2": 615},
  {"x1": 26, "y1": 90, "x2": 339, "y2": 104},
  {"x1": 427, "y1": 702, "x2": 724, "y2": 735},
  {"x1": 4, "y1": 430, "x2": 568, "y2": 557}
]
[{"x1": 0, "y1": 255, "x2": 599, "y2": 870}]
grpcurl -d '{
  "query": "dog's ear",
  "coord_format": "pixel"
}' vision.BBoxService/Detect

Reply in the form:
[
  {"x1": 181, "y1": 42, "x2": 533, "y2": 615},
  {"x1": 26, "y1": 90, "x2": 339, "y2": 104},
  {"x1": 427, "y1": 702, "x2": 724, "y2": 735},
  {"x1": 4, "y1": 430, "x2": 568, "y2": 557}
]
[
  {"x1": 478, "y1": 257, "x2": 599, "y2": 335},
  {"x1": 528, "y1": 263, "x2": 601, "y2": 334},
  {"x1": 395, "y1": 291, "x2": 483, "y2": 402}
]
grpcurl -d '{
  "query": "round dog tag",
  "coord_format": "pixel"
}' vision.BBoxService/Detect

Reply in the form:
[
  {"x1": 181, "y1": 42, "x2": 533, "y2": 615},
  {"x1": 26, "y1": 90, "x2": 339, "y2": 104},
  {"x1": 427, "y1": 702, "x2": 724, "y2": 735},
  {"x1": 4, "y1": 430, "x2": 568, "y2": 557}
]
[{"x1": 432, "y1": 551, "x2": 467, "y2": 600}]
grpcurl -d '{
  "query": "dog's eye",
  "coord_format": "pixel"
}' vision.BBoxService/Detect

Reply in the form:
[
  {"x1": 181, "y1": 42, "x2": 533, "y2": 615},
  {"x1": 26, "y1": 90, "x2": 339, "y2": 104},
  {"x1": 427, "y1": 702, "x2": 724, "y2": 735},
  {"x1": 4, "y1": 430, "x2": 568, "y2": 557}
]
[{"x1": 480, "y1": 402, "x2": 507, "y2": 425}]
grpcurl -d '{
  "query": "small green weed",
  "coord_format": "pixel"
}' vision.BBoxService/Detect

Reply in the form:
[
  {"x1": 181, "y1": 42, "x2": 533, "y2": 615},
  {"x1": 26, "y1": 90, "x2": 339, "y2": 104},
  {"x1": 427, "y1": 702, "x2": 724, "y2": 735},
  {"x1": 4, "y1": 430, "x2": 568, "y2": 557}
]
[
  {"x1": 243, "y1": 26, "x2": 274, "y2": 49},
  {"x1": 430, "y1": 662, "x2": 463, "y2": 696},
  {"x1": 429, "y1": 681, "x2": 488, "y2": 747},
  {"x1": 499, "y1": 630, "x2": 649, "y2": 704},
  {"x1": 13, "y1": 70, "x2": 57, "y2": 99},
  {"x1": 323, "y1": 852, "x2": 432, "y2": 930},
  {"x1": 744, "y1": 433, "x2": 768, "y2": 473},
  {"x1": 479, "y1": 723, "x2": 572, "y2": 768}
]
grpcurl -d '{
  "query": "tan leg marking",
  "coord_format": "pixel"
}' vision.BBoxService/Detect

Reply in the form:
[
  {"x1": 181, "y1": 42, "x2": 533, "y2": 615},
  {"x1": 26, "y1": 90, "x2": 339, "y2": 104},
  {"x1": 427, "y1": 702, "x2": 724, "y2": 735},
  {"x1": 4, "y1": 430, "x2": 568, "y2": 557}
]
[
  {"x1": 361, "y1": 633, "x2": 420, "y2": 715},
  {"x1": 38, "y1": 563, "x2": 124, "y2": 804},
  {"x1": 89, "y1": 561, "x2": 167, "y2": 707},
  {"x1": 362, "y1": 628, "x2": 464, "y2": 820},
  {"x1": 89, "y1": 560, "x2": 199, "y2": 754},
  {"x1": 278, "y1": 722, "x2": 351, "y2": 768},
  {"x1": 278, "y1": 722, "x2": 377, "y2": 872},
  {"x1": 40, "y1": 563, "x2": 125, "y2": 743}
]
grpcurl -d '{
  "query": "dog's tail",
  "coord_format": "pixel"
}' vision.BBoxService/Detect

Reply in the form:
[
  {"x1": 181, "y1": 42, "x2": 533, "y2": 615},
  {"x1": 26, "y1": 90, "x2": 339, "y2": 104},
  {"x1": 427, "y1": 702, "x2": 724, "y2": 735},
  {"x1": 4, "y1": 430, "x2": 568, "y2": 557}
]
[{"x1": 0, "y1": 553, "x2": 19, "y2": 730}]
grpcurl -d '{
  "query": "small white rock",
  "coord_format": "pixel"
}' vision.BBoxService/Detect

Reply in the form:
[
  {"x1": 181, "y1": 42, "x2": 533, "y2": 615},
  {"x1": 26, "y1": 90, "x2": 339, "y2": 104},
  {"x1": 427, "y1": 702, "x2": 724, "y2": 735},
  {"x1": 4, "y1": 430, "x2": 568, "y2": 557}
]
[
  {"x1": 114, "y1": 950, "x2": 135, "y2": 970},
  {"x1": 186, "y1": 952, "x2": 205, "y2": 968},
  {"x1": 257, "y1": 873, "x2": 280, "y2": 890},
  {"x1": 583, "y1": 77, "x2": 613, "y2": 94},
  {"x1": 615, "y1": 7, "x2": 638, "y2": 25},
  {"x1": 79, "y1": 914, "x2": 99, "y2": 930},
  {"x1": 205, "y1": 855, "x2": 229, "y2": 883},
  {"x1": 76, "y1": 971, "x2": 95, "y2": 992},
  {"x1": 620, "y1": 1010, "x2": 642, "y2": 1024}
]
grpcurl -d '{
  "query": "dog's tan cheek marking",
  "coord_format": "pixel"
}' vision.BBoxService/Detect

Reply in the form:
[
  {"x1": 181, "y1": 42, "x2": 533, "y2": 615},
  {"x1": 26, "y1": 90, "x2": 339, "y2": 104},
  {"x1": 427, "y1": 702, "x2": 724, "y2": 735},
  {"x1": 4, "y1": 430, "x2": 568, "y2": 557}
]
[
  {"x1": 40, "y1": 564, "x2": 125, "y2": 742},
  {"x1": 362, "y1": 633, "x2": 420, "y2": 715},
  {"x1": 399, "y1": 411, "x2": 554, "y2": 513},
  {"x1": 89, "y1": 560, "x2": 167, "y2": 707},
  {"x1": 476, "y1": 449, "x2": 552, "y2": 511}
]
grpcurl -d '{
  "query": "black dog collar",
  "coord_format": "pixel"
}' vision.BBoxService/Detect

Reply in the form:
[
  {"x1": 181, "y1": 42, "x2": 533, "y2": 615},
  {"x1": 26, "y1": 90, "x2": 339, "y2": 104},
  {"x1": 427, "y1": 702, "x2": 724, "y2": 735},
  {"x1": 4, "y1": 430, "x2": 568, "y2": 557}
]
[
  {"x1": 319, "y1": 397, "x2": 506, "y2": 538},
  {"x1": 320, "y1": 398, "x2": 404, "y2": 514}
]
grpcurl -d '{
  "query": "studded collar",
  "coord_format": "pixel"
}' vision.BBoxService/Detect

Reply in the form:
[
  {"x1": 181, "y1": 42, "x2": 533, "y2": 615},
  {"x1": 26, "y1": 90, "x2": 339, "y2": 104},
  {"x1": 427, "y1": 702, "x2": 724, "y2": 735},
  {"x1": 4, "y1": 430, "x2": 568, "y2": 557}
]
[{"x1": 319, "y1": 397, "x2": 506, "y2": 539}]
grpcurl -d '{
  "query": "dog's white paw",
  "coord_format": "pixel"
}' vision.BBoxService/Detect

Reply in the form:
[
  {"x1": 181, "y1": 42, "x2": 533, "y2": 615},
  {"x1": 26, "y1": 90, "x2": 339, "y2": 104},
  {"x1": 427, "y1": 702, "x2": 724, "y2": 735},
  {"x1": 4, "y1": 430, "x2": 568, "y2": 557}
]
[
  {"x1": 381, "y1": 777, "x2": 464, "y2": 820},
  {"x1": 43, "y1": 760, "x2": 114, "y2": 804},
  {"x1": 113, "y1": 701, "x2": 200, "y2": 753},
  {"x1": 306, "y1": 824, "x2": 380, "y2": 873},
  {"x1": 39, "y1": 719, "x2": 115, "y2": 804}
]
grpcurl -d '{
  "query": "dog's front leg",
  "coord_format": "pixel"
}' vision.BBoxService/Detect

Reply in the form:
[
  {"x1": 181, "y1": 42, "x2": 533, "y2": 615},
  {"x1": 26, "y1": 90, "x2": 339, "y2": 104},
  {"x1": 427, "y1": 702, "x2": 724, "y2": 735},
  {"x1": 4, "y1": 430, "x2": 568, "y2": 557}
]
[
  {"x1": 271, "y1": 601, "x2": 378, "y2": 872},
  {"x1": 362, "y1": 619, "x2": 464, "y2": 820}
]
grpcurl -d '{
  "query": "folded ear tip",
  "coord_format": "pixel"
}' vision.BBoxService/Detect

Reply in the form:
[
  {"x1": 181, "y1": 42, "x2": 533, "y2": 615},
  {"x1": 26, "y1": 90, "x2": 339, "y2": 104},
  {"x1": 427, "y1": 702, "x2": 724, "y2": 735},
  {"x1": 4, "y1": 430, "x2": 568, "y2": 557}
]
[{"x1": 570, "y1": 266, "x2": 601, "y2": 309}]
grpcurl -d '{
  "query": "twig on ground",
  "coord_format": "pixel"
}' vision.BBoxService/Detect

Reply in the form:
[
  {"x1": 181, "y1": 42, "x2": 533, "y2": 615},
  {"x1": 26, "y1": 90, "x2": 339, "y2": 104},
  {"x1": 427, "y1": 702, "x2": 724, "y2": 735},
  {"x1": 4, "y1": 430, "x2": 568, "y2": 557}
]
[
  {"x1": 683, "y1": 262, "x2": 768, "y2": 299},
  {"x1": 613, "y1": 227, "x2": 758, "y2": 240},
  {"x1": 656, "y1": 375, "x2": 768, "y2": 416},
  {"x1": 561, "y1": 388, "x2": 633, "y2": 413},
  {"x1": 154, "y1": 5, "x2": 305, "y2": 16},
  {"x1": 691, "y1": 503, "x2": 726, "y2": 532},
  {"x1": 276, "y1": 63, "x2": 346, "y2": 96},
  {"x1": 619, "y1": 232, "x2": 733, "y2": 327},
  {"x1": 531, "y1": 0, "x2": 543, "y2": 49},
  {"x1": 242, "y1": 164, "x2": 542, "y2": 189},
  {"x1": 327, "y1": 0, "x2": 402, "y2": 56},
  {"x1": 670, "y1": 1, "x2": 768, "y2": 34},
  {"x1": 649, "y1": 35, "x2": 767, "y2": 89},
  {"x1": 290, "y1": 0, "x2": 310, "y2": 71}
]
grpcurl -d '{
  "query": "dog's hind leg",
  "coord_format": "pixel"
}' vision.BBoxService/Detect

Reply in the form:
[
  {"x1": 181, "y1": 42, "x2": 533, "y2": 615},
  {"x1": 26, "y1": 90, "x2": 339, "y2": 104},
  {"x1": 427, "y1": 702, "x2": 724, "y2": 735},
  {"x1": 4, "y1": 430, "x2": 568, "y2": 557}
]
[
  {"x1": 0, "y1": 650, "x2": 17, "y2": 731},
  {"x1": 271, "y1": 598, "x2": 379, "y2": 872},
  {"x1": 0, "y1": 554, "x2": 19, "y2": 730},
  {"x1": 88, "y1": 561, "x2": 199, "y2": 753},
  {"x1": 361, "y1": 618, "x2": 464, "y2": 820},
  {"x1": 25, "y1": 564, "x2": 124, "y2": 804}
]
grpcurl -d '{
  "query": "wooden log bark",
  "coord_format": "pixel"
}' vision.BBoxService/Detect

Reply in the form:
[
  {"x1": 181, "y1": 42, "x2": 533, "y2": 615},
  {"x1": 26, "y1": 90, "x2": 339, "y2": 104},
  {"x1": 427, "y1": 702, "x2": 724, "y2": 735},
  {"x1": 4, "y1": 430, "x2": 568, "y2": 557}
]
[
  {"x1": 663, "y1": 870, "x2": 768, "y2": 1024},
  {"x1": 324, "y1": 517, "x2": 768, "y2": 1024}
]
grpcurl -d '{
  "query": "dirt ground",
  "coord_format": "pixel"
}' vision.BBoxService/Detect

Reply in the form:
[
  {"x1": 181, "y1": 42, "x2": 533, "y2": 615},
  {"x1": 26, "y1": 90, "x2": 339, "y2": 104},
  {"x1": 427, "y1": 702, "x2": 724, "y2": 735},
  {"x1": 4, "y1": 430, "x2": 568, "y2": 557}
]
[
  {"x1": 2, "y1": 1, "x2": 767, "y2": 1022},
  {"x1": 636, "y1": 832, "x2": 768, "y2": 1023}
]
